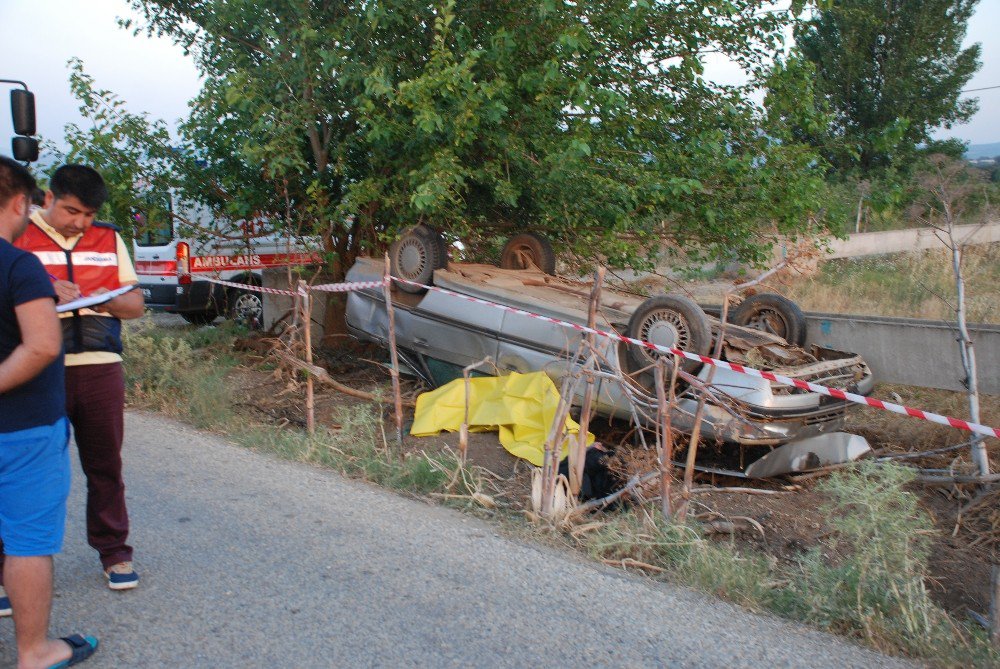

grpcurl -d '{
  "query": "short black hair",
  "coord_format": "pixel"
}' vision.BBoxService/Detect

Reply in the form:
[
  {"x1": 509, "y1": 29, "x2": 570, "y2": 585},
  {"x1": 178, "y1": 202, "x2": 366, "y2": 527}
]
[
  {"x1": 0, "y1": 156, "x2": 37, "y2": 208},
  {"x1": 49, "y1": 164, "x2": 108, "y2": 210}
]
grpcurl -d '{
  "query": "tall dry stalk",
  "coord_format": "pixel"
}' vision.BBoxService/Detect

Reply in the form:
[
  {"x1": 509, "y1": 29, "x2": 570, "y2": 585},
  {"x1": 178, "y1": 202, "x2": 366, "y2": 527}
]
[
  {"x1": 677, "y1": 260, "x2": 789, "y2": 521},
  {"x1": 570, "y1": 267, "x2": 605, "y2": 496},
  {"x1": 540, "y1": 375, "x2": 578, "y2": 518}
]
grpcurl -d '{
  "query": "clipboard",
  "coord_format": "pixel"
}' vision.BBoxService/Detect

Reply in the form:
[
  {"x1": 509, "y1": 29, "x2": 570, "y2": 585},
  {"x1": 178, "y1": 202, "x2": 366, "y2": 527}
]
[{"x1": 56, "y1": 284, "x2": 138, "y2": 313}]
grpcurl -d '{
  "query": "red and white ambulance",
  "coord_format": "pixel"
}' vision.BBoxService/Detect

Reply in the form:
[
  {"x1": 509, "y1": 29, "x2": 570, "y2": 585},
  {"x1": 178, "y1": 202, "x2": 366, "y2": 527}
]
[{"x1": 132, "y1": 203, "x2": 318, "y2": 327}]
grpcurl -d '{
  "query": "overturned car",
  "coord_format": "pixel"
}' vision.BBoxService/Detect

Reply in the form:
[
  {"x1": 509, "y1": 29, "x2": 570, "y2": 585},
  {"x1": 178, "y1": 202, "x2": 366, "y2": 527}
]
[{"x1": 345, "y1": 244, "x2": 875, "y2": 477}]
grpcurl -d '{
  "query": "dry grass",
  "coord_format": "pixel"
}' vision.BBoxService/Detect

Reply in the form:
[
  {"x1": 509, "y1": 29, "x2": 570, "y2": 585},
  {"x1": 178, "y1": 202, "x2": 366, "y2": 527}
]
[{"x1": 780, "y1": 244, "x2": 1000, "y2": 324}]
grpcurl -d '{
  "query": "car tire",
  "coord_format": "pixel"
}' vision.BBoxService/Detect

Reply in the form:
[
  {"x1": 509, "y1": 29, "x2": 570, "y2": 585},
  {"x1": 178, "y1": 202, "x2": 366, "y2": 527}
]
[
  {"x1": 625, "y1": 295, "x2": 712, "y2": 376},
  {"x1": 500, "y1": 232, "x2": 556, "y2": 274},
  {"x1": 180, "y1": 310, "x2": 217, "y2": 326},
  {"x1": 227, "y1": 287, "x2": 264, "y2": 330},
  {"x1": 729, "y1": 293, "x2": 807, "y2": 346},
  {"x1": 390, "y1": 226, "x2": 445, "y2": 294},
  {"x1": 424, "y1": 225, "x2": 450, "y2": 269}
]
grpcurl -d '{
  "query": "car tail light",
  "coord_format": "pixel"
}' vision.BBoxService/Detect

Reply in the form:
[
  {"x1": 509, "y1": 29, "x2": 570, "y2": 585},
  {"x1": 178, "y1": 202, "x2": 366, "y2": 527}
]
[{"x1": 176, "y1": 242, "x2": 191, "y2": 285}]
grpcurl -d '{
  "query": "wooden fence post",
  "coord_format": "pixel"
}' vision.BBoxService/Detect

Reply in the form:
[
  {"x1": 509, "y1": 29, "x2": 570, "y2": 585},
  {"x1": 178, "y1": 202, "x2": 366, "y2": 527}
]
[
  {"x1": 299, "y1": 280, "x2": 315, "y2": 435},
  {"x1": 382, "y1": 253, "x2": 404, "y2": 448}
]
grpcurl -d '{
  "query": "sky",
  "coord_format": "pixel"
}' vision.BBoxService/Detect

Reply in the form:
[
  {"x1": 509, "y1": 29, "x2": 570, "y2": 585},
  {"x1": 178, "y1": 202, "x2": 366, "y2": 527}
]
[{"x1": 1, "y1": 0, "x2": 998, "y2": 159}]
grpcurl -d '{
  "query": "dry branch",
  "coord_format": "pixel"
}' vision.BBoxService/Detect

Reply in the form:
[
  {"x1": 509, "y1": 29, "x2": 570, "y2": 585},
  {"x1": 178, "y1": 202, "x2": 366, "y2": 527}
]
[{"x1": 274, "y1": 350, "x2": 415, "y2": 408}]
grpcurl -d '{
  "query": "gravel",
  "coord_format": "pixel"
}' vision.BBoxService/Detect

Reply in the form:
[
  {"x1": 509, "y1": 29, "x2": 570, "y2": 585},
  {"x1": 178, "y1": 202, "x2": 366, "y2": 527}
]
[{"x1": 0, "y1": 412, "x2": 916, "y2": 668}]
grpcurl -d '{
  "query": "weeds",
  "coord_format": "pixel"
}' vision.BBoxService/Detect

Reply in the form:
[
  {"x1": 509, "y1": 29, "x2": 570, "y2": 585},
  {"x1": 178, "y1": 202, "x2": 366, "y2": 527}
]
[{"x1": 122, "y1": 319, "x2": 235, "y2": 428}]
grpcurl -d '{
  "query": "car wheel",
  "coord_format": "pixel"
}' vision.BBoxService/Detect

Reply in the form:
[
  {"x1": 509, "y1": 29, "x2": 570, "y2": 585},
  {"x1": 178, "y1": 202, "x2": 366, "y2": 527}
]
[
  {"x1": 625, "y1": 295, "x2": 712, "y2": 376},
  {"x1": 390, "y1": 226, "x2": 445, "y2": 294},
  {"x1": 181, "y1": 310, "x2": 217, "y2": 326},
  {"x1": 500, "y1": 232, "x2": 556, "y2": 274},
  {"x1": 729, "y1": 293, "x2": 807, "y2": 346},
  {"x1": 227, "y1": 288, "x2": 264, "y2": 330},
  {"x1": 425, "y1": 225, "x2": 450, "y2": 269}
]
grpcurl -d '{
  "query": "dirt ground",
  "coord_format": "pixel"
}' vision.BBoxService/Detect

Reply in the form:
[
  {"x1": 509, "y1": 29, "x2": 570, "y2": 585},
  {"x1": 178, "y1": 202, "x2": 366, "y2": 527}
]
[{"x1": 232, "y1": 337, "x2": 999, "y2": 620}]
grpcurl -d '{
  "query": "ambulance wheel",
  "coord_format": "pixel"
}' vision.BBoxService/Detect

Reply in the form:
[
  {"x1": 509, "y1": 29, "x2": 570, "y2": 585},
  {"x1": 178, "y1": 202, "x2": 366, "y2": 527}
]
[
  {"x1": 500, "y1": 232, "x2": 556, "y2": 274},
  {"x1": 181, "y1": 310, "x2": 217, "y2": 326},
  {"x1": 227, "y1": 288, "x2": 264, "y2": 330}
]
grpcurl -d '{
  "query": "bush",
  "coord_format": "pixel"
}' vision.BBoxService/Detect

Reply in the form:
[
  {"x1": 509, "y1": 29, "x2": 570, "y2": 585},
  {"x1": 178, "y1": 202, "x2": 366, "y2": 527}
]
[
  {"x1": 794, "y1": 462, "x2": 958, "y2": 655},
  {"x1": 122, "y1": 320, "x2": 234, "y2": 428},
  {"x1": 584, "y1": 464, "x2": 998, "y2": 664}
]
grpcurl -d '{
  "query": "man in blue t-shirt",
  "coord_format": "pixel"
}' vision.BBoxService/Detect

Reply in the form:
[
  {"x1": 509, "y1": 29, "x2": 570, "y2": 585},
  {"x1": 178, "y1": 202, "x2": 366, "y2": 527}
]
[{"x1": 0, "y1": 156, "x2": 97, "y2": 668}]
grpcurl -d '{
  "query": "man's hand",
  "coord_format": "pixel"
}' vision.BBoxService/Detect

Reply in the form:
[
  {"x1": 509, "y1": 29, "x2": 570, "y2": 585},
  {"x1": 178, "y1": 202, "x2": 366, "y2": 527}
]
[
  {"x1": 53, "y1": 279, "x2": 82, "y2": 304},
  {"x1": 90, "y1": 284, "x2": 145, "y2": 320}
]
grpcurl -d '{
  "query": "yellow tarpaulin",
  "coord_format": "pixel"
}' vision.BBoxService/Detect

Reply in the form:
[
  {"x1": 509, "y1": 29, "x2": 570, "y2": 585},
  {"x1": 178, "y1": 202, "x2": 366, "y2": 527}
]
[{"x1": 410, "y1": 371, "x2": 594, "y2": 467}]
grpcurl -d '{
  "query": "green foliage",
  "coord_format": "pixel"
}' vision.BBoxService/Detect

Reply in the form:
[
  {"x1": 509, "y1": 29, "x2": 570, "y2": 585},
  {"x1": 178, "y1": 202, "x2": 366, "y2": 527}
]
[
  {"x1": 103, "y1": 0, "x2": 833, "y2": 271},
  {"x1": 796, "y1": 0, "x2": 981, "y2": 176},
  {"x1": 793, "y1": 463, "x2": 951, "y2": 652}
]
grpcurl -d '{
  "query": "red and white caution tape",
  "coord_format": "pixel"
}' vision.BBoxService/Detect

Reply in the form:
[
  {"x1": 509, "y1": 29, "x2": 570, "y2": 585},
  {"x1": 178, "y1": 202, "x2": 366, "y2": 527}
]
[
  {"x1": 202, "y1": 277, "x2": 389, "y2": 297},
  {"x1": 389, "y1": 277, "x2": 1000, "y2": 440},
  {"x1": 202, "y1": 277, "x2": 300, "y2": 297},
  {"x1": 311, "y1": 279, "x2": 388, "y2": 293}
]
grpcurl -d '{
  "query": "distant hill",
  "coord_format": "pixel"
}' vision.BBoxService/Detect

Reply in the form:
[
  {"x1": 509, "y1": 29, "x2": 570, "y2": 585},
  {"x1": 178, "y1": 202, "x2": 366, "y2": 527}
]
[{"x1": 965, "y1": 142, "x2": 1000, "y2": 160}]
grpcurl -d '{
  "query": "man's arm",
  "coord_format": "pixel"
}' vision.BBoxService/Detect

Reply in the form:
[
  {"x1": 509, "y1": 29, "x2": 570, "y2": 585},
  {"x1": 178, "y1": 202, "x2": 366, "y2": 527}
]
[{"x1": 0, "y1": 297, "x2": 62, "y2": 394}]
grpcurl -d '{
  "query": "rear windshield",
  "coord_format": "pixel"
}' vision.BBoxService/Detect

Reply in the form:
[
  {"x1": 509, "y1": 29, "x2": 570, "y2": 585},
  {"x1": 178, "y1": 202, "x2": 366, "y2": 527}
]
[{"x1": 133, "y1": 204, "x2": 173, "y2": 247}]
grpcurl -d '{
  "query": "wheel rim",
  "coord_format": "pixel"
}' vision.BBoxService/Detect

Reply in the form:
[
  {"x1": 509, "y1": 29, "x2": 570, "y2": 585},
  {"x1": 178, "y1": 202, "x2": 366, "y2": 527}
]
[
  {"x1": 746, "y1": 308, "x2": 787, "y2": 338},
  {"x1": 636, "y1": 309, "x2": 691, "y2": 362},
  {"x1": 397, "y1": 237, "x2": 429, "y2": 279},
  {"x1": 233, "y1": 292, "x2": 263, "y2": 327}
]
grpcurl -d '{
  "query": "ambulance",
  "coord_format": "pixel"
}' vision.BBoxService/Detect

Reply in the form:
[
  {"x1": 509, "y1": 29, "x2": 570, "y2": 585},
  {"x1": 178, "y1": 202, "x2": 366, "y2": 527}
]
[{"x1": 132, "y1": 201, "x2": 318, "y2": 327}]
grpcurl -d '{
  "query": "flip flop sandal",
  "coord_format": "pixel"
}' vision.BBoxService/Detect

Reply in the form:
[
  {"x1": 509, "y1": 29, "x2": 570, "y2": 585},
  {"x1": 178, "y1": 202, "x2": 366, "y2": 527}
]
[{"x1": 47, "y1": 634, "x2": 98, "y2": 669}]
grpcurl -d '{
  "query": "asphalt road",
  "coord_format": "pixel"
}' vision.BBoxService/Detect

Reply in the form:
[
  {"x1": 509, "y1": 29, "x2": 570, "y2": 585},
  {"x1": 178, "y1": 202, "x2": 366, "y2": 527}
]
[{"x1": 0, "y1": 412, "x2": 916, "y2": 668}]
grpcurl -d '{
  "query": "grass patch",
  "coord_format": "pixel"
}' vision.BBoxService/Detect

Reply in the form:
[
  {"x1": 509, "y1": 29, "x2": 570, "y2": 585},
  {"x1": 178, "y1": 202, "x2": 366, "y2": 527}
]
[
  {"x1": 783, "y1": 244, "x2": 1000, "y2": 323},
  {"x1": 232, "y1": 404, "x2": 470, "y2": 497}
]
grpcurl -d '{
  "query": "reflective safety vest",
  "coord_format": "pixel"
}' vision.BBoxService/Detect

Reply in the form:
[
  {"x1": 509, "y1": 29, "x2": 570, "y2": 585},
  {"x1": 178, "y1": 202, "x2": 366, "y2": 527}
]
[{"x1": 15, "y1": 221, "x2": 123, "y2": 354}]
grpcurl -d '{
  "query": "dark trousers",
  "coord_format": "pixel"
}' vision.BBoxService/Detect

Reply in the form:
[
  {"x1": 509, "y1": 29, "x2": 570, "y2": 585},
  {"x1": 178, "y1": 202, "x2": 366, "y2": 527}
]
[
  {"x1": 0, "y1": 362, "x2": 132, "y2": 583},
  {"x1": 66, "y1": 362, "x2": 132, "y2": 569}
]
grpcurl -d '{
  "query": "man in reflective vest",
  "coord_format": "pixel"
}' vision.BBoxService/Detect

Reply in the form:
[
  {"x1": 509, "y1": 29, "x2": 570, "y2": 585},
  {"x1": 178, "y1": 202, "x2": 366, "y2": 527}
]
[{"x1": 11, "y1": 164, "x2": 145, "y2": 591}]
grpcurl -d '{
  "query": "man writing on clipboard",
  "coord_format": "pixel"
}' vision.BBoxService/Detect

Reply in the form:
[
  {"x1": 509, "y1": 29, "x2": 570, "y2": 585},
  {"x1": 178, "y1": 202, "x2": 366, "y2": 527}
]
[{"x1": 10, "y1": 164, "x2": 145, "y2": 591}]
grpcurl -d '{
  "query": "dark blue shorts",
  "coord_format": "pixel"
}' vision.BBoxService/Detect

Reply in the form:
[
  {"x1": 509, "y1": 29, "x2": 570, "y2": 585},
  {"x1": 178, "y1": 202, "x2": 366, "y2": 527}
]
[{"x1": 0, "y1": 418, "x2": 70, "y2": 556}]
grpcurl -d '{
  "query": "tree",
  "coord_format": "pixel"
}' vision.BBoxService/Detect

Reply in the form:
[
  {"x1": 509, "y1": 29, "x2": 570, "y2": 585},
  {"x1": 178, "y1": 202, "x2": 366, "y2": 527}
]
[
  {"x1": 112, "y1": 0, "x2": 828, "y2": 277},
  {"x1": 909, "y1": 155, "x2": 991, "y2": 476},
  {"x1": 797, "y1": 0, "x2": 981, "y2": 175}
]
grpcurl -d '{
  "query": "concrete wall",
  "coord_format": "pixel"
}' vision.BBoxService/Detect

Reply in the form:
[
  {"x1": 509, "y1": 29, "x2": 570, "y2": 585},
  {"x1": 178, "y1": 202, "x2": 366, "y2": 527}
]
[
  {"x1": 803, "y1": 312, "x2": 1000, "y2": 395},
  {"x1": 789, "y1": 221, "x2": 1000, "y2": 260}
]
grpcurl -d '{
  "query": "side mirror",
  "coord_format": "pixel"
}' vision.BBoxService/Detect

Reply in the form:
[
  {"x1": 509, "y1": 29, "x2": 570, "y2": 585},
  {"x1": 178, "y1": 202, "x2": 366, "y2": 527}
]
[
  {"x1": 12, "y1": 136, "x2": 39, "y2": 162},
  {"x1": 10, "y1": 89, "x2": 36, "y2": 136}
]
